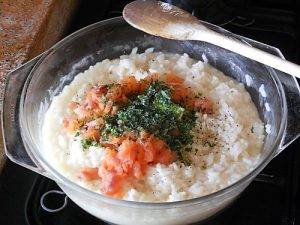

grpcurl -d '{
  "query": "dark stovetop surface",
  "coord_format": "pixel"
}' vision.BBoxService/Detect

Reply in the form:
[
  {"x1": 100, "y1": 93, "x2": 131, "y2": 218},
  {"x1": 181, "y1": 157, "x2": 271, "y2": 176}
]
[{"x1": 0, "y1": 1, "x2": 299, "y2": 225}]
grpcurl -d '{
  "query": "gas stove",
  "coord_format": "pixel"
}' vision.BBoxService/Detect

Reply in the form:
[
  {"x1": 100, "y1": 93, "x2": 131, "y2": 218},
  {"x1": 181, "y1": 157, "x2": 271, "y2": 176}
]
[{"x1": 0, "y1": 1, "x2": 299, "y2": 225}]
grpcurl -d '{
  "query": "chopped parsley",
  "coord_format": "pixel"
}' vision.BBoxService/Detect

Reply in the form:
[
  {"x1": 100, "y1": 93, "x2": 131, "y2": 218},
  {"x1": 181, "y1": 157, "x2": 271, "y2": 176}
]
[
  {"x1": 101, "y1": 82, "x2": 197, "y2": 163},
  {"x1": 74, "y1": 131, "x2": 80, "y2": 137},
  {"x1": 196, "y1": 92, "x2": 203, "y2": 97},
  {"x1": 106, "y1": 83, "x2": 115, "y2": 89},
  {"x1": 81, "y1": 139, "x2": 99, "y2": 150},
  {"x1": 251, "y1": 126, "x2": 254, "y2": 133}
]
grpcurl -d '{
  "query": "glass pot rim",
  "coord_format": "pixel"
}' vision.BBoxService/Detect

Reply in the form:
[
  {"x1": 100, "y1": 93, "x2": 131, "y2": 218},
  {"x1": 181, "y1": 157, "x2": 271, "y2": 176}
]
[{"x1": 19, "y1": 17, "x2": 287, "y2": 209}]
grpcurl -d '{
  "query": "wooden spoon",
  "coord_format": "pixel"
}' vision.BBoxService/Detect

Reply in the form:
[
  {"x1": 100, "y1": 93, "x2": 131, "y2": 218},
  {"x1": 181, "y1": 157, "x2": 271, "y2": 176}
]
[{"x1": 123, "y1": 0, "x2": 300, "y2": 78}]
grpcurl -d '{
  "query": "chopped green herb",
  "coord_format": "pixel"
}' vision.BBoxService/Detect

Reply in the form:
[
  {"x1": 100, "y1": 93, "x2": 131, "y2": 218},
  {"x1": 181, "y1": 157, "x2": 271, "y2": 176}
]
[
  {"x1": 153, "y1": 89, "x2": 185, "y2": 119},
  {"x1": 81, "y1": 139, "x2": 99, "y2": 150},
  {"x1": 196, "y1": 92, "x2": 203, "y2": 97},
  {"x1": 251, "y1": 126, "x2": 254, "y2": 133},
  {"x1": 81, "y1": 139, "x2": 92, "y2": 149},
  {"x1": 101, "y1": 82, "x2": 197, "y2": 163},
  {"x1": 91, "y1": 140, "x2": 100, "y2": 147},
  {"x1": 74, "y1": 131, "x2": 80, "y2": 137},
  {"x1": 106, "y1": 83, "x2": 114, "y2": 89}
]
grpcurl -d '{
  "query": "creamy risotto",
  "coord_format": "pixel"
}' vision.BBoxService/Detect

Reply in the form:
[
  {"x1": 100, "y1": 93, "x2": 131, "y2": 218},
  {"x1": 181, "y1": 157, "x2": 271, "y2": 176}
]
[{"x1": 42, "y1": 48, "x2": 265, "y2": 202}]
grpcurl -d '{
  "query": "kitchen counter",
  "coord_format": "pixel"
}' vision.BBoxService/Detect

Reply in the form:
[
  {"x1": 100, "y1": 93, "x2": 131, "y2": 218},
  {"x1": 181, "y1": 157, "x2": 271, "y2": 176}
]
[{"x1": 0, "y1": 0, "x2": 79, "y2": 172}]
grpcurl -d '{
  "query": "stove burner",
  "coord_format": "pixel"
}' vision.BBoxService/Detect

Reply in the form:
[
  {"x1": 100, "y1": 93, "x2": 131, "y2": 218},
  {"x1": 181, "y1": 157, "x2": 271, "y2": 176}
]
[{"x1": 40, "y1": 190, "x2": 68, "y2": 213}]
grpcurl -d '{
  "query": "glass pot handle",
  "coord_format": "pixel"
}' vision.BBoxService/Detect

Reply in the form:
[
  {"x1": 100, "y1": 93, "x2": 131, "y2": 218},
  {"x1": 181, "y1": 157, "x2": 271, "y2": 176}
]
[
  {"x1": 276, "y1": 71, "x2": 300, "y2": 155},
  {"x1": 1, "y1": 54, "x2": 54, "y2": 179}
]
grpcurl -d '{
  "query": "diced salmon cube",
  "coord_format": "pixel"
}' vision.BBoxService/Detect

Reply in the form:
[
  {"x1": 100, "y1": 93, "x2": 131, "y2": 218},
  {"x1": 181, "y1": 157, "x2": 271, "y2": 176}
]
[
  {"x1": 99, "y1": 169, "x2": 123, "y2": 196},
  {"x1": 194, "y1": 97, "x2": 213, "y2": 114},
  {"x1": 68, "y1": 101, "x2": 79, "y2": 110},
  {"x1": 83, "y1": 128, "x2": 100, "y2": 141},
  {"x1": 94, "y1": 85, "x2": 108, "y2": 95},
  {"x1": 165, "y1": 72, "x2": 184, "y2": 85},
  {"x1": 155, "y1": 149, "x2": 176, "y2": 164},
  {"x1": 121, "y1": 76, "x2": 140, "y2": 95},
  {"x1": 106, "y1": 85, "x2": 127, "y2": 102},
  {"x1": 132, "y1": 161, "x2": 143, "y2": 179},
  {"x1": 79, "y1": 167, "x2": 99, "y2": 181},
  {"x1": 63, "y1": 118, "x2": 80, "y2": 131},
  {"x1": 118, "y1": 140, "x2": 138, "y2": 163}
]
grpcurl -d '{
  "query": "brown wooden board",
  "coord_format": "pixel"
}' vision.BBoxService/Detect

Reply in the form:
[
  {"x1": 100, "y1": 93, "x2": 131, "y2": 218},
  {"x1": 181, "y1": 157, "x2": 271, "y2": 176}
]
[{"x1": 0, "y1": 0, "x2": 79, "y2": 171}]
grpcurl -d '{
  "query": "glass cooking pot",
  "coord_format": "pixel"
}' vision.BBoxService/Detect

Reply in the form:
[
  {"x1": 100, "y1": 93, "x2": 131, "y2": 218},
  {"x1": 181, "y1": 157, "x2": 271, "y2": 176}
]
[{"x1": 2, "y1": 17, "x2": 300, "y2": 225}]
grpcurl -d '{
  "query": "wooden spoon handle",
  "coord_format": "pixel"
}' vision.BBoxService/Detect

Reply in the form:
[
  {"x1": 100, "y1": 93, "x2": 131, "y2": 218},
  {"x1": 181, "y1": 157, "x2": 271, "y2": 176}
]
[{"x1": 193, "y1": 30, "x2": 300, "y2": 79}]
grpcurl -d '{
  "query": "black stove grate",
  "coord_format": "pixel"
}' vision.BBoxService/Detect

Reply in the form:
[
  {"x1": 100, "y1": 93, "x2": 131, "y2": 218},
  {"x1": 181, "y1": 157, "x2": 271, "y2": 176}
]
[
  {"x1": 25, "y1": 177, "x2": 102, "y2": 225},
  {"x1": 9, "y1": 0, "x2": 300, "y2": 225}
]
